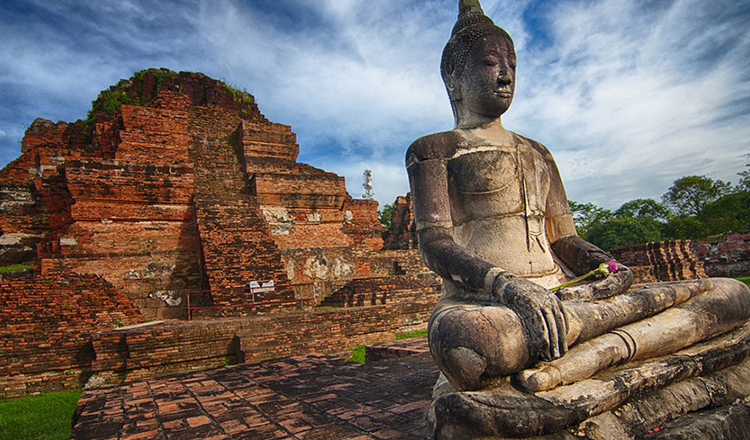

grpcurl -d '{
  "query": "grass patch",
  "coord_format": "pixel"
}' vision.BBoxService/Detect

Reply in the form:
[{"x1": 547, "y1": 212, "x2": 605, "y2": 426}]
[
  {"x1": 349, "y1": 329, "x2": 428, "y2": 363},
  {"x1": 349, "y1": 345, "x2": 366, "y2": 363},
  {"x1": 396, "y1": 329, "x2": 428, "y2": 340},
  {"x1": 0, "y1": 263, "x2": 33, "y2": 273},
  {"x1": 735, "y1": 276, "x2": 750, "y2": 287},
  {"x1": 0, "y1": 389, "x2": 82, "y2": 440}
]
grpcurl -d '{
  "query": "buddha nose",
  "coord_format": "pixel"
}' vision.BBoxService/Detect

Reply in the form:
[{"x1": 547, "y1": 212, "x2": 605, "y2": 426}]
[{"x1": 498, "y1": 71, "x2": 512, "y2": 85}]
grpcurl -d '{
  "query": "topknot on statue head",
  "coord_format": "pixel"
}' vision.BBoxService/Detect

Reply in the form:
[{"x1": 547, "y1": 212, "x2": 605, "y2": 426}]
[{"x1": 441, "y1": 0, "x2": 514, "y2": 92}]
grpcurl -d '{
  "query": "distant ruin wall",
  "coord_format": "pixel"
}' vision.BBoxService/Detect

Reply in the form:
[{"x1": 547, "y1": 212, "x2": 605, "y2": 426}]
[
  {"x1": 383, "y1": 193, "x2": 417, "y2": 251},
  {"x1": 611, "y1": 240, "x2": 706, "y2": 283},
  {"x1": 692, "y1": 232, "x2": 750, "y2": 278},
  {"x1": 612, "y1": 233, "x2": 750, "y2": 283}
]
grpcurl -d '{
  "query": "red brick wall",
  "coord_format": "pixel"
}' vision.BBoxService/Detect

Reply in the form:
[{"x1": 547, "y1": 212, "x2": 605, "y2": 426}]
[
  {"x1": 0, "y1": 275, "x2": 142, "y2": 397},
  {"x1": 691, "y1": 232, "x2": 750, "y2": 277},
  {"x1": 0, "y1": 278, "x2": 438, "y2": 398},
  {"x1": 611, "y1": 240, "x2": 706, "y2": 283}
]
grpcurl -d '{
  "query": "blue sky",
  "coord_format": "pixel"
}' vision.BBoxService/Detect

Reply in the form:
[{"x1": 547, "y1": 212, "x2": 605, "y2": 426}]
[{"x1": 1, "y1": 0, "x2": 749, "y2": 209}]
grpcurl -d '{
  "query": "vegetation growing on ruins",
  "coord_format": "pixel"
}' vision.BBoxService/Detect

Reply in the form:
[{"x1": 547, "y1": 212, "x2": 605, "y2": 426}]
[
  {"x1": 350, "y1": 345, "x2": 366, "y2": 363},
  {"x1": 572, "y1": 167, "x2": 750, "y2": 250},
  {"x1": 0, "y1": 389, "x2": 82, "y2": 440},
  {"x1": 222, "y1": 83, "x2": 257, "y2": 119},
  {"x1": 396, "y1": 329, "x2": 428, "y2": 340},
  {"x1": 0, "y1": 263, "x2": 33, "y2": 273},
  {"x1": 84, "y1": 68, "x2": 258, "y2": 123},
  {"x1": 349, "y1": 329, "x2": 428, "y2": 363}
]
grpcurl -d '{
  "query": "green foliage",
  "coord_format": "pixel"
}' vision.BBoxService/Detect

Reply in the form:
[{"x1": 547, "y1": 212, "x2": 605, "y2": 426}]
[
  {"x1": 615, "y1": 198, "x2": 670, "y2": 221},
  {"x1": 395, "y1": 329, "x2": 428, "y2": 340},
  {"x1": 224, "y1": 83, "x2": 255, "y2": 107},
  {"x1": 378, "y1": 202, "x2": 396, "y2": 229},
  {"x1": 662, "y1": 175, "x2": 732, "y2": 217},
  {"x1": 568, "y1": 200, "x2": 613, "y2": 238},
  {"x1": 0, "y1": 263, "x2": 33, "y2": 273},
  {"x1": 349, "y1": 345, "x2": 366, "y2": 363},
  {"x1": 699, "y1": 192, "x2": 750, "y2": 235},
  {"x1": 0, "y1": 389, "x2": 82, "y2": 440},
  {"x1": 133, "y1": 67, "x2": 177, "y2": 82},
  {"x1": 586, "y1": 216, "x2": 665, "y2": 251},
  {"x1": 738, "y1": 155, "x2": 750, "y2": 193},
  {"x1": 88, "y1": 90, "x2": 134, "y2": 120},
  {"x1": 87, "y1": 68, "x2": 179, "y2": 122},
  {"x1": 735, "y1": 277, "x2": 750, "y2": 287},
  {"x1": 662, "y1": 215, "x2": 708, "y2": 240}
]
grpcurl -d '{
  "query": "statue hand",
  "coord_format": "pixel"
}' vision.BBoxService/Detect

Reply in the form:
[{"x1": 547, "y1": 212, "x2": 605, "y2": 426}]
[
  {"x1": 492, "y1": 273, "x2": 568, "y2": 361},
  {"x1": 558, "y1": 264, "x2": 634, "y2": 301}
]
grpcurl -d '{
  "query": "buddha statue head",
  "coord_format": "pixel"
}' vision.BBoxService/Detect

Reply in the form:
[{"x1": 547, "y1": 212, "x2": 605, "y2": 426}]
[{"x1": 442, "y1": 0, "x2": 516, "y2": 127}]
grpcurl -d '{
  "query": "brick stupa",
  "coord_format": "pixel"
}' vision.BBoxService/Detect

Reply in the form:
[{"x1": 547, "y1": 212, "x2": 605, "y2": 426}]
[{"x1": 0, "y1": 69, "x2": 390, "y2": 319}]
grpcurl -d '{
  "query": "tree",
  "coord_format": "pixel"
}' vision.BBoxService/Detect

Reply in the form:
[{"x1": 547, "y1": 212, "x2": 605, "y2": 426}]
[
  {"x1": 586, "y1": 216, "x2": 665, "y2": 251},
  {"x1": 699, "y1": 192, "x2": 750, "y2": 235},
  {"x1": 568, "y1": 200, "x2": 613, "y2": 238},
  {"x1": 615, "y1": 198, "x2": 670, "y2": 222},
  {"x1": 378, "y1": 202, "x2": 396, "y2": 229},
  {"x1": 738, "y1": 154, "x2": 750, "y2": 193},
  {"x1": 662, "y1": 176, "x2": 732, "y2": 217},
  {"x1": 663, "y1": 215, "x2": 708, "y2": 240}
]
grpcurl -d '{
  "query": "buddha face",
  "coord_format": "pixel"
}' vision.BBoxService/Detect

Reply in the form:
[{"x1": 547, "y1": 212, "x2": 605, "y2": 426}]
[{"x1": 455, "y1": 34, "x2": 516, "y2": 119}]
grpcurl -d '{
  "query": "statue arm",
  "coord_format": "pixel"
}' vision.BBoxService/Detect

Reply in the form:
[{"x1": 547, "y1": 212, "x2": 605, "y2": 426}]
[
  {"x1": 406, "y1": 149, "x2": 497, "y2": 293},
  {"x1": 543, "y1": 154, "x2": 634, "y2": 298}
]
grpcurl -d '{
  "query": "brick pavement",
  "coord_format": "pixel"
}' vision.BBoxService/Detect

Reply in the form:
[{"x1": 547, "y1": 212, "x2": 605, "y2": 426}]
[{"x1": 71, "y1": 339, "x2": 437, "y2": 440}]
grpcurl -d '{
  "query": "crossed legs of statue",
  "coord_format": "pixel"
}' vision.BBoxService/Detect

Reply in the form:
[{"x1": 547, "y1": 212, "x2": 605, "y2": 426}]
[{"x1": 429, "y1": 278, "x2": 750, "y2": 394}]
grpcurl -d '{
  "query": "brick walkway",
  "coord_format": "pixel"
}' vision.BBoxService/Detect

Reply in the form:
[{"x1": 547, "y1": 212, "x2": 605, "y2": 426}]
[{"x1": 71, "y1": 340, "x2": 437, "y2": 440}]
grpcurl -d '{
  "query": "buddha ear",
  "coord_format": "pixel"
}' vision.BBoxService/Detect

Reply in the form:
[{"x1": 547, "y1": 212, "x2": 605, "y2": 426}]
[{"x1": 446, "y1": 73, "x2": 462, "y2": 101}]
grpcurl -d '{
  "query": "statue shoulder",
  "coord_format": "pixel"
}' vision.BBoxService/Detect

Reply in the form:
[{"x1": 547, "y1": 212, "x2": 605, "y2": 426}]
[
  {"x1": 406, "y1": 131, "x2": 464, "y2": 163},
  {"x1": 512, "y1": 132, "x2": 555, "y2": 162}
]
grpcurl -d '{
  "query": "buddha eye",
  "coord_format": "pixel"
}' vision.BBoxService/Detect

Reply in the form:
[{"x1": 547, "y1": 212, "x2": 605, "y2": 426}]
[{"x1": 483, "y1": 57, "x2": 498, "y2": 66}]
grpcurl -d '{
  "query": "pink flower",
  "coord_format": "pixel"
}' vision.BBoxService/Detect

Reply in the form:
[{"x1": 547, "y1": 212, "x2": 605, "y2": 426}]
[{"x1": 608, "y1": 260, "x2": 619, "y2": 274}]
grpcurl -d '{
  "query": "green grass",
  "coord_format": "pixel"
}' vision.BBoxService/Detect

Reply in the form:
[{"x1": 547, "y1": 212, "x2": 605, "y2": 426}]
[
  {"x1": 349, "y1": 345, "x2": 366, "y2": 363},
  {"x1": 349, "y1": 329, "x2": 428, "y2": 363},
  {"x1": 736, "y1": 276, "x2": 750, "y2": 287},
  {"x1": 0, "y1": 263, "x2": 33, "y2": 273},
  {"x1": 0, "y1": 389, "x2": 82, "y2": 440},
  {"x1": 395, "y1": 329, "x2": 428, "y2": 340}
]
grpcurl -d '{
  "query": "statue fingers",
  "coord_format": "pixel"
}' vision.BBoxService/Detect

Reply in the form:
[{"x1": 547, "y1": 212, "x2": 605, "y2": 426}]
[
  {"x1": 554, "y1": 300, "x2": 569, "y2": 356},
  {"x1": 534, "y1": 308, "x2": 554, "y2": 361},
  {"x1": 543, "y1": 306, "x2": 561, "y2": 359}
]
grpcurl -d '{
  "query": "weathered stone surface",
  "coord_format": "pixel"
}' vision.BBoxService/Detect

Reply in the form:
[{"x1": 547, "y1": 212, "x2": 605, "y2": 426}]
[{"x1": 430, "y1": 322, "x2": 750, "y2": 439}]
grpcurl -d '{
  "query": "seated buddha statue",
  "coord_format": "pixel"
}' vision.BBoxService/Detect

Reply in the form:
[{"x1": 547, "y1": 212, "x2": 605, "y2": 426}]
[{"x1": 408, "y1": 1, "x2": 750, "y2": 438}]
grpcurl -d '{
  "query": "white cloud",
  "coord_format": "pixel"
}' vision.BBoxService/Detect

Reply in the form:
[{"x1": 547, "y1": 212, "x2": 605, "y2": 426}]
[
  {"x1": 0, "y1": 129, "x2": 6, "y2": 138},
  {"x1": 1, "y1": 0, "x2": 748, "y2": 211},
  {"x1": 505, "y1": 0, "x2": 750, "y2": 208},
  {"x1": 195, "y1": 0, "x2": 750, "y2": 208}
]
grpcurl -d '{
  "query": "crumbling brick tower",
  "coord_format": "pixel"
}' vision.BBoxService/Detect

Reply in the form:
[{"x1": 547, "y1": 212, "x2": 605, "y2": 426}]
[{"x1": 0, "y1": 69, "x2": 383, "y2": 318}]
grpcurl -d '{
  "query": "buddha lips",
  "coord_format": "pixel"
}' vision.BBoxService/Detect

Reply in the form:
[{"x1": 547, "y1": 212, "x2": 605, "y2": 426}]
[{"x1": 550, "y1": 260, "x2": 620, "y2": 293}]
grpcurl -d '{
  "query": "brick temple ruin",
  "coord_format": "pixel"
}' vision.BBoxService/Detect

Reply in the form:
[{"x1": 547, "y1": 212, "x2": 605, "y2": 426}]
[{"x1": 0, "y1": 69, "x2": 438, "y2": 398}]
